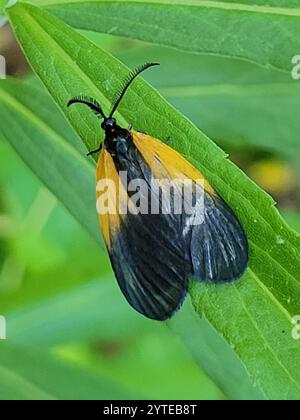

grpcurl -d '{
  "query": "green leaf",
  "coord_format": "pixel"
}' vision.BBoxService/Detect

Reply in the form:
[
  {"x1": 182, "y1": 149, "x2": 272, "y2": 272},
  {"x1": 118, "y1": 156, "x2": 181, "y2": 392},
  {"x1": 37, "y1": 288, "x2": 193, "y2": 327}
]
[
  {"x1": 6, "y1": 2, "x2": 300, "y2": 399},
  {"x1": 117, "y1": 45, "x2": 300, "y2": 157},
  {"x1": 0, "y1": 343, "x2": 134, "y2": 399},
  {"x1": 169, "y1": 300, "x2": 264, "y2": 400},
  {"x1": 45, "y1": 0, "x2": 300, "y2": 73}
]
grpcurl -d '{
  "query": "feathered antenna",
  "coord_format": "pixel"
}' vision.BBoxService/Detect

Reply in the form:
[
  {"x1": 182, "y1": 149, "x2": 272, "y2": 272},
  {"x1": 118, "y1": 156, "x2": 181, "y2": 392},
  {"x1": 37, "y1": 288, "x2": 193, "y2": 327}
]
[
  {"x1": 109, "y1": 62, "x2": 160, "y2": 118},
  {"x1": 67, "y1": 95, "x2": 106, "y2": 119}
]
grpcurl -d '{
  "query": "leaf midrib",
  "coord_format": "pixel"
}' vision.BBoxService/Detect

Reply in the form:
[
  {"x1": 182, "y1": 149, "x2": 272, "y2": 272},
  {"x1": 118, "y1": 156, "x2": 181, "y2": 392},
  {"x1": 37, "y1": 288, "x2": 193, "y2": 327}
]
[
  {"x1": 249, "y1": 268, "x2": 291, "y2": 323},
  {"x1": 47, "y1": 0, "x2": 300, "y2": 18},
  {"x1": 250, "y1": 241, "x2": 300, "y2": 306}
]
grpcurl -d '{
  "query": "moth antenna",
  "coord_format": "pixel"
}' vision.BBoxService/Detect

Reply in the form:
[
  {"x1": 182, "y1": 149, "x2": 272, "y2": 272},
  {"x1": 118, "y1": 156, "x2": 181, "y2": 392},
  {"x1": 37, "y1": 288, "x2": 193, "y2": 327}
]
[
  {"x1": 68, "y1": 96, "x2": 106, "y2": 119},
  {"x1": 109, "y1": 62, "x2": 160, "y2": 118}
]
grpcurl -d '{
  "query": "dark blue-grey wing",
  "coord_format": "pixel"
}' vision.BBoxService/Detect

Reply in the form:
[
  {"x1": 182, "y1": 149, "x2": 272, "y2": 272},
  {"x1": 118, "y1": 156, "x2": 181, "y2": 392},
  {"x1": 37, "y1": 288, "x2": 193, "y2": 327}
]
[
  {"x1": 188, "y1": 193, "x2": 248, "y2": 283},
  {"x1": 106, "y1": 143, "x2": 189, "y2": 321},
  {"x1": 108, "y1": 211, "x2": 189, "y2": 321}
]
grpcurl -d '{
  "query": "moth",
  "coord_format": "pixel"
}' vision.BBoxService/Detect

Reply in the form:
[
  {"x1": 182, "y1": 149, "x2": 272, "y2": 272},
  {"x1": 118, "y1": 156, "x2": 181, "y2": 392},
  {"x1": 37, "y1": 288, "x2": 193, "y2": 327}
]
[{"x1": 68, "y1": 63, "x2": 248, "y2": 321}]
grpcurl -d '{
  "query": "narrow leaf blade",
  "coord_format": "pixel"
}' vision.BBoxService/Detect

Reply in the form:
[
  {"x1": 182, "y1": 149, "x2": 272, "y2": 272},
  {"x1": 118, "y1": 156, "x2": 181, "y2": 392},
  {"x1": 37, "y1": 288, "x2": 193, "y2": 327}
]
[{"x1": 46, "y1": 0, "x2": 300, "y2": 72}]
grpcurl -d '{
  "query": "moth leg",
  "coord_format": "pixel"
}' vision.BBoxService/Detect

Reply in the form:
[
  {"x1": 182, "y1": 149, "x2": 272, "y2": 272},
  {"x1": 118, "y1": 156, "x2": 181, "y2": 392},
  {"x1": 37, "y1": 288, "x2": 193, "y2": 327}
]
[{"x1": 87, "y1": 143, "x2": 102, "y2": 157}]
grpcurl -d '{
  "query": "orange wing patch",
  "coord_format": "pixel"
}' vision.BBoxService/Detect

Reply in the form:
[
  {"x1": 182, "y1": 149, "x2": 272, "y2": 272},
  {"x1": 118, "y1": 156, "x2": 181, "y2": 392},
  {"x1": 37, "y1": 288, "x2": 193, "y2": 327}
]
[
  {"x1": 96, "y1": 149, "x2": 128, "y2": 248},
  {"x1": 132, "y1": 131, "x2": 215, "y2": 195}
]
